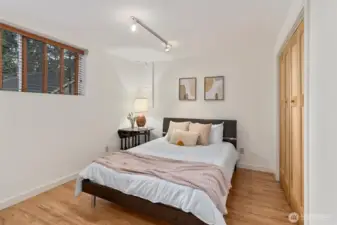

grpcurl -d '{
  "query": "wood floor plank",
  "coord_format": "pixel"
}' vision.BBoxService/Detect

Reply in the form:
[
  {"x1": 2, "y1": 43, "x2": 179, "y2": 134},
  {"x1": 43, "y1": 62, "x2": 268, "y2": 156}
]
[{"x1": 0, "y1": 169, "x2": 293, "y2": 225}]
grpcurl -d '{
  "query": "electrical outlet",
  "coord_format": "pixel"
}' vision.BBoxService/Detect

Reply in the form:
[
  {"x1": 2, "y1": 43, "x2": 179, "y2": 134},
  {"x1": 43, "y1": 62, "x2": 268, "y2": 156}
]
[
  {"x1": 239, "y1": 148, "x2": 245, "y2": 154},
  {"x1": 105, "y1": 146, "x2": 109, "y2": 153}
]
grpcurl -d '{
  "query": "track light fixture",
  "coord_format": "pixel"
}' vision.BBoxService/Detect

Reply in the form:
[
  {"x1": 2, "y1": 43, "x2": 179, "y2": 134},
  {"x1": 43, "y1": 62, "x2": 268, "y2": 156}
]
[{"x1": 130, "y1": 16, "x2": 172, "y2": 52}]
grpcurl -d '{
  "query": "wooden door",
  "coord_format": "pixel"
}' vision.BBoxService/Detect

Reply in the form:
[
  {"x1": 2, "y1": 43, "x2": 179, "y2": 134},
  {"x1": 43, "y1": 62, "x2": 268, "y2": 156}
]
[
  {"x1": 279, "y1": 20, "x2": 304, "y2": 222},
  {"x1": 280, "y1": 45, "x2": 292, "y2": 202},
  {"x1": 284, "y1": 47, "x2": 292, "y2": 203},
  {"x1": 279, "y1": 53, "x2": 286, "y2": 196},
  {"x1": 289, "y1": 21, "x2": 304, "y2": 220}
]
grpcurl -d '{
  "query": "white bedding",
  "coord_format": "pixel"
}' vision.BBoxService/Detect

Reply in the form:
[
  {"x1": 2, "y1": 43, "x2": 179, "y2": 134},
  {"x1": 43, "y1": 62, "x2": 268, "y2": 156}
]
[{"x1": 75, "y1": 138, "x2": 239, "y2": 225}]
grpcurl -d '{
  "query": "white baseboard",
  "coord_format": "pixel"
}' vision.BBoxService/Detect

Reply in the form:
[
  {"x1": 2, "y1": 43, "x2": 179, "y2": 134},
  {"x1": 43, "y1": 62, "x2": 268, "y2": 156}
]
[
  {"x1": 274, "y1": 171, "x2": 280, "y2": 182},
  {"x1": 237, "y1": 163, "x2": 273, "y2": 174},
  {"x1": 0, "y1": 171, "x2": 80, "y2": 211}
]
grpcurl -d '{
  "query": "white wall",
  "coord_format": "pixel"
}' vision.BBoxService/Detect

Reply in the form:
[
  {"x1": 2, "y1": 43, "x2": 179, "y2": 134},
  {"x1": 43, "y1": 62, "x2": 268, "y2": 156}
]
[
  {"x1": 143, "y1": 47, "x2": 276, "y2": 172},
  {"x1": 307, "y1": 0, "x2": 337, "y2": 224},
  {"x1": 0, "y1": 18, "x2": 128, "y2": 207}
]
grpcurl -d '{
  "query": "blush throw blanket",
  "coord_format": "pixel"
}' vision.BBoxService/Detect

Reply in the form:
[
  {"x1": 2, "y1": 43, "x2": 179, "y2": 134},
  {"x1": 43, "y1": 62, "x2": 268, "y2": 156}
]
[{"x1": 94, "y1": 151, "x2": 231, "y2": 214}]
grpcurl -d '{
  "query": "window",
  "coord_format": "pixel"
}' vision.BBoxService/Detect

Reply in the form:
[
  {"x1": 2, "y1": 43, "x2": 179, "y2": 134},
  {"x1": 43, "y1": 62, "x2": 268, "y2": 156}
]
[
  {"x1": 2, "y1": 30, "x2": 20, "y2": 91},
  {"x1": 0, "y1": 23, "x2": 85, "y2": 95},
  {"x1": 47, "y1": 44, "x2": 60, "y2": 93},
  {"x1": 64, "y1": 49, "x2": 76, "y2": 95},
  {"x1": 27, "y1": 38, "x2": 43, "y2": 93}
]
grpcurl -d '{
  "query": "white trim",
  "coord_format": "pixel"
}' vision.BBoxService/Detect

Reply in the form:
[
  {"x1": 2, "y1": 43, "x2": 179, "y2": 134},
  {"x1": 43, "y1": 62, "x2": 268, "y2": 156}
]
[
  {"x1": 303, "y1": 0, "x2": 310, "y2": 223},
  {"x1": 0, "y1": 171, "x2": 80, "y2": 210},
  {"x1": 0, "y1": 19, "x2": 88, "y2": 55},
  {"x1": 237, "y1": 163, "x2": 273, "y2": 174}
]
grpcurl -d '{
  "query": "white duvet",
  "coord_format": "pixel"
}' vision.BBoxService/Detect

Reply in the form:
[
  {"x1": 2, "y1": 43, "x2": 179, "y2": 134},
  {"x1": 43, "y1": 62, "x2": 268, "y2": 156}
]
[{"x1": 75, "y1": 138, "x2": 239, "y2": 225}]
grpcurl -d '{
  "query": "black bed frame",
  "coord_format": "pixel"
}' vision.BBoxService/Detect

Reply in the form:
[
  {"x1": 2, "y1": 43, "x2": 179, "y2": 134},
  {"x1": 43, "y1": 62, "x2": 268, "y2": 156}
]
[{"x1": 82, "y1": 117, "x2": 237, "y2": 225}]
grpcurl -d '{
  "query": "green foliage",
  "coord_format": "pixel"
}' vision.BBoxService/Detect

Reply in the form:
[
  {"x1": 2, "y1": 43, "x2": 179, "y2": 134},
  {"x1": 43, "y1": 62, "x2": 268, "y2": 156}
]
[
  {"x1": 27, "y1": 38, "x2": 43, "y2": 72},
  {"x1": 64, "y1": 49, "x2": 76, "y2": 82},
  {"x1": 2, "y1": 30, "x2": 18, "y2": 77},
  {"x1": 2, "y1": 29, "x2": 76, "y2": 81}
]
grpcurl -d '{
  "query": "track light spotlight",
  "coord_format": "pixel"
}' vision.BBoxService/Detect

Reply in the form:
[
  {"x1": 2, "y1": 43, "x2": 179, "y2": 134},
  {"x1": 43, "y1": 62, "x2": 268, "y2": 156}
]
[
  {"x1": 130, "y1": 23, "x2": 137, "y2": 32},
  {"x1": 164, "y1": 44, "x2": 172, "y2": 52}
]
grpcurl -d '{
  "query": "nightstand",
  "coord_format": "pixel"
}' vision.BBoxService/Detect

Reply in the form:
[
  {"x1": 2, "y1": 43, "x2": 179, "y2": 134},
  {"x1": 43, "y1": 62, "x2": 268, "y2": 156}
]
[{"x1": 118, "y1": 127, "x2": 154, "y2": 150}]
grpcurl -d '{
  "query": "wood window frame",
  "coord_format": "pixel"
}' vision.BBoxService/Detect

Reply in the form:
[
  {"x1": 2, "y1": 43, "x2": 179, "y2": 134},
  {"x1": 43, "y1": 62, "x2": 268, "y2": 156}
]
[
  {"x1": 0, "y1": 23, "x2": 84, "y2": 55},
  {"x1": 0, "y1": 29, "x2": 2, "y2": 89},
  {"x1": 22, "y1": 37, "x2": 28, "y2": 92},
  {"x1": 43, "y1": 43, "x2": 48, "y2": 93},
  {"x1": 0, "y1": 22, "x2": 84, "y2": 94},
  {"x1": 60, "y1": 49, "x2": 65, "y2": 94}
]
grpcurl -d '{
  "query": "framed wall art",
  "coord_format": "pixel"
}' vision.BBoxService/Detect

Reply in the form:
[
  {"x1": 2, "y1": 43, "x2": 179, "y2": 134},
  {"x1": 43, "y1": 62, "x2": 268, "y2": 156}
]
[
  {"x1": 179, "y1": 77, "x2": 197, "y2": 101},
  {"x1": 204, "y1": 76, "x2": 224, "y2": 101}
]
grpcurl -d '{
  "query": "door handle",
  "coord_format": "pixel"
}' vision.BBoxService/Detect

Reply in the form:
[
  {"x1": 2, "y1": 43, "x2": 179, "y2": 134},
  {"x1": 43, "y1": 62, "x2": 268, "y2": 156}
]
[{"x1": 291, "y1": 97, "x2": 297, "y2": 106}]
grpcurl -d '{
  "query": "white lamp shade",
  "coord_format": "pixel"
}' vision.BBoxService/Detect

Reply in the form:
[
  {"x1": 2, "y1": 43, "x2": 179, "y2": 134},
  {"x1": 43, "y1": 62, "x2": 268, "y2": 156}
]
[{"x1": 134, "y1": 98, "x2": 149, "y2": 113}]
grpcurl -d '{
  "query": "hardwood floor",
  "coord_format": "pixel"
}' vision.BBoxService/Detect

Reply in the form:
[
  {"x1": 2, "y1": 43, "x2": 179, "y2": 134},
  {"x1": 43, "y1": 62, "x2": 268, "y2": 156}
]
[{"x1": 0, "y1": 169, "x2": 293, "y2": 225}]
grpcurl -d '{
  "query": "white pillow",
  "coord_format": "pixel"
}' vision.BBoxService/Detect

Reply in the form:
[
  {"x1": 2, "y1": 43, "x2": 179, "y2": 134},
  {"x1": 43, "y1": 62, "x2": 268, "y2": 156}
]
[
  {"x1": 170, "y1": 129, "x2": 199, "y2": 146},
  {"x1": 209, "y1": 123, "x2": 224, "y2": 144}
]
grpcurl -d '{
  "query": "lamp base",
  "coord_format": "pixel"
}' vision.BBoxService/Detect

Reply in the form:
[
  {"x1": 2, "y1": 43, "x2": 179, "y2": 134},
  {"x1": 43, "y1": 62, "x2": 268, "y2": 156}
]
[{"x1": 136, "y1": 115, "x2": 146, "y2": 127}]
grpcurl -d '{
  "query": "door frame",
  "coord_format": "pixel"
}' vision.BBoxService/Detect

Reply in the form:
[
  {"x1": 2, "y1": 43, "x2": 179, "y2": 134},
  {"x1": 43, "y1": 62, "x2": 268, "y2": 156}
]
[{"x1": 275, "y1": 1, "x2": 310, "y2": 224}]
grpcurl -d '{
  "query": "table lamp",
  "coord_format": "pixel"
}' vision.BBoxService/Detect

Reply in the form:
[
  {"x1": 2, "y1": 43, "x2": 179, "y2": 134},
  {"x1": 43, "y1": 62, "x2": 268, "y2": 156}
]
[{"x1": 134, "y1": 98, "x2": 148, "y2": 127}]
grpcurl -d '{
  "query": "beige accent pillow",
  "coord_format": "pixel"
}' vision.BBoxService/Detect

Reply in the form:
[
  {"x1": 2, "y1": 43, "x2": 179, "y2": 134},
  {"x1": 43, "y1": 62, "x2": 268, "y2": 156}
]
[
  {"x1": 189, "y1": 123, "x2": 212, "y2": 145},
  {"x1": 166, "y1": 121, "x2": 190, "y2": 141},
  {"x1": 170, "y1": 129, "x2": 199, "y2": 146}
]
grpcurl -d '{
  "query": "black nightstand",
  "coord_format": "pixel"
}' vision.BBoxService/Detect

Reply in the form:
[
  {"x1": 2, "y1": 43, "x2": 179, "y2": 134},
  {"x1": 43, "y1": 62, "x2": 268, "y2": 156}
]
[{"x1": 118, "y1": 127, "x2": 154, "y2": 150}]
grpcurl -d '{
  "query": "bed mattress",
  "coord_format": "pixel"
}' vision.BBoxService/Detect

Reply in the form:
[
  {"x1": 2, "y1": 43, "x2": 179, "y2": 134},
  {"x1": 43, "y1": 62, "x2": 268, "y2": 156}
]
[{"x1": 75, "y1": 138, "x2": 239, "y2": 225}]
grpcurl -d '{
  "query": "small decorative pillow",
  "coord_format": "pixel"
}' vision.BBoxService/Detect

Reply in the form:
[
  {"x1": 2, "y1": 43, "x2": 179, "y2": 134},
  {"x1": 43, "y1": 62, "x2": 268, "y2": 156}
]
[
  {"x1": 166, "y1": 121, "x2": 190, "y2": 141},
  {"x1": 170, "y1": 130, "x2": 199, "y2": 146},
  {"x1": 189, "y1": 123, "x2": 212, "y2": 145}
]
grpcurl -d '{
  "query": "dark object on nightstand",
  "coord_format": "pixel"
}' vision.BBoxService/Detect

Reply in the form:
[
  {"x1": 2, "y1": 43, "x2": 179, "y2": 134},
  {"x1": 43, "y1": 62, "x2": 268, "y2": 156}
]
[
  {"x1": 136, "y1": 115, "x2": 146, "y2": 127},
  {"x1": 118, "y1": 127, "x2": 154, "y2": 150}
]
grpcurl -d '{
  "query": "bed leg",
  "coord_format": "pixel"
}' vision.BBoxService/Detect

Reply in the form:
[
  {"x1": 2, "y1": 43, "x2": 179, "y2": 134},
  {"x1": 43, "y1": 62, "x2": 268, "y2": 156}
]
[{"x1": 91, "y1": 196, "x2": 97, "y2": 208}]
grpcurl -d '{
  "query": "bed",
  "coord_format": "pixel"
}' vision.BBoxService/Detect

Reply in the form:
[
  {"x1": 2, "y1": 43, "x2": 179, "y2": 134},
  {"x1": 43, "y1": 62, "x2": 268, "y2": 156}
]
[{"x1": 75, "y1": 118, "x2": 238, "y2": 225}]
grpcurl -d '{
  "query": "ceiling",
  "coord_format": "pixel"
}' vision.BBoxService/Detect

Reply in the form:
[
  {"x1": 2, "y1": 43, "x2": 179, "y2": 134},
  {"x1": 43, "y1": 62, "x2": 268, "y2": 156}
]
[{"x1": 0, "y1": 0, "x2": 292, "y2": 61}]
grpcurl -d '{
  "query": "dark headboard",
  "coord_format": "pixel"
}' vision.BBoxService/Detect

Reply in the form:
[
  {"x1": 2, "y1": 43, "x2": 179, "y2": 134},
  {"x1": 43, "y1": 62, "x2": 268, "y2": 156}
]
[{"x1": 162, "y1": 117, "x2": 237, "y2": 148}]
